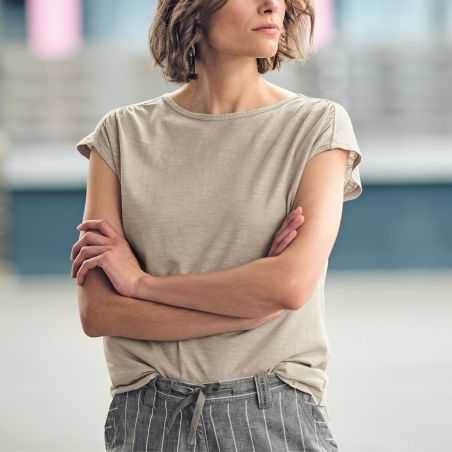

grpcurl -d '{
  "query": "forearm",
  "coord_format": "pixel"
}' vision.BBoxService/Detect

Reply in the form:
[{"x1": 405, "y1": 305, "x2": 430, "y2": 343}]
[
  {"x1": 92, "y1": 289, "x2": 252, "y2": 340},
  {"x1": 135, "y1": 256, "x2": 295, "y2": 319}
]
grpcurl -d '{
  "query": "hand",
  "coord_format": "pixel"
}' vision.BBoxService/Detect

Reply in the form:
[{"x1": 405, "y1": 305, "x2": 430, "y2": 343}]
[
  {"x1": 267, "y1": 206, "x2": 304, "y2": 257},
  {"x1": 70, "y1": 219, "x2": 145, "y2": 298}
]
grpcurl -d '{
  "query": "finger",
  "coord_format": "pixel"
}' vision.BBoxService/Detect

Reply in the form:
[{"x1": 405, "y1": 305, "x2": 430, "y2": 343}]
[
  {"x1": 267, "y1": 209, "x2": 304, "y2": 257},
  {"x1": 72, "y1": 245, "x2": 109, "y2": 278},
  {"x1": 274, "y1": 211, "x2": 304, "y2": 243},
  {"x1": 273, "y1": 230, "x2": 295, "y2": 256},
  {"x1": 275, "y1": 206, "x2": 303, "y2": 236},
  {"x1": 272, "y1": 214, "x2": 304, "y2": 251},
  {"x1": 274, "y1": 229, "x2": 298, "y2": 256},
  {"x1": 71, "y1": 232, "x2": 108, "y2": 261},
  {"x1": 77, "y1": 255, "x2": 102, "y2": 285},
  {"x1": 71, "y1": 231, "x2": 110, "y2": 260},
  {"x1": 282, "y1": 206, "x2": 303, "y2": 228},
  {"x1": 76, "y1": 219, "x2": 118, "y2": 240},
  {"x1": 273, "y1": 229, "x2": 297, "y2": 255}
]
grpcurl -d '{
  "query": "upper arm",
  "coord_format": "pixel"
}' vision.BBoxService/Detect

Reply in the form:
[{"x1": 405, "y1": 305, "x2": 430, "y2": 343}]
[
  {"x1": 275, "y1": 101, "x2": 363, "y2": 309},
  {"x1": 277, "y1": 149, "x2": 349, "y2": 309},
  {"x1": 75, "y1": 112, "x2": 124, "y2": 335}
]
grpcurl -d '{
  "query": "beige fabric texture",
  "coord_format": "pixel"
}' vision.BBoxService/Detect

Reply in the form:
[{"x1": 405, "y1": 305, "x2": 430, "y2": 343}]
[{"x1": 76, "y1": 91, "x2": 363, "y2": 405}]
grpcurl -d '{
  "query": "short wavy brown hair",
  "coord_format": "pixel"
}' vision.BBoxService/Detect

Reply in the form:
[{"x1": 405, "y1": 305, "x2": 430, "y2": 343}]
[{"x1": 149, "y1": 0, "x2": 315, "y2": 84}]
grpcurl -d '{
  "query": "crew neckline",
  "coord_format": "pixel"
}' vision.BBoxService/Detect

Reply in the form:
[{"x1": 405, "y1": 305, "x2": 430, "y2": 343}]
[{"x1": 161, "y1": 91, "x2": 304, "y2": 121}]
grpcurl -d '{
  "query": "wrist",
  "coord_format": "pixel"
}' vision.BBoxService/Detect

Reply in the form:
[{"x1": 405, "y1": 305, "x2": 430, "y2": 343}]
[{"x1": 134, "y1": 271, "x2": 156, "y2": 300}]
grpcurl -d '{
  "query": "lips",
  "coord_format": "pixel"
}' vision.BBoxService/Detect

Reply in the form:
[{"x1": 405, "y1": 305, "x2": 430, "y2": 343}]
[{"x1": 253, "y1": 24, "x2": 279, "y2": 31}]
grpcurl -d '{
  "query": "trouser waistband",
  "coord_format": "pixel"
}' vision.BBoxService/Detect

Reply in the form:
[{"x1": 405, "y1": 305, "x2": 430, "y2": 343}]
[{"x1": 146, "y1": 371, "x2": 285, "y2": 446}]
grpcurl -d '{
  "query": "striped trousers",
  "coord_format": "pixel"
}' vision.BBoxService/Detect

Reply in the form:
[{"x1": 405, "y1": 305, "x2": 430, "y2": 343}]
[{"x1": 104, "y1": 371, "x2": 339, "y2": 452}]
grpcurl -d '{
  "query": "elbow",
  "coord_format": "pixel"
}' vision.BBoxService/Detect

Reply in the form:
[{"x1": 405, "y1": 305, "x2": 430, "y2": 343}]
[
  {"x1": 270, "y1": 259, "x2": 305, "y2": 311},
  {"x1": 282, "y1": 274, "x2": 306, "y2": 311},
  {"x1": 78, "y1": 293, "x2": 102, "y2": 338},
  {"x1": 76, "y1": 269, "x2": 113, "y2": 337},
  {"x1": 272, "y1": 257, "x2": 321, "y2": 311},
  {"x1": 80, "y1": 308, "x2": 101, "y2": 337},
  {"x1": 286, "y1": 292, "x2": 305, "y2": 312},
  {"x1": 82, "y1": 314, "x2": 101, "y2": 337}
]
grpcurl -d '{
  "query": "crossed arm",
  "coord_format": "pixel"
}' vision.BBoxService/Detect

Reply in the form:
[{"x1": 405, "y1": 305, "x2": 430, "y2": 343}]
[
  {"x1": 133, "y1": 254, "x2": 296, "y2": 319},
  {"x1": 129, "y1": 144, "x2": 347, "y2": 319},
  {"x1": 75, "y1": 146, "x2": 349, "y2": 338},
  {"x1": 78, "y1": 267, "x2": 279, "y2": 340}
]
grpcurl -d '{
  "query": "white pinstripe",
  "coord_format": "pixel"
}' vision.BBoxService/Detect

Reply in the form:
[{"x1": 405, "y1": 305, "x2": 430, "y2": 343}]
[
  {"x1": 122, "y1": 392, "x2": 129, "y2": 452},
  {"x1": 294, "y1": 389, "x2": 306, "y2": 452},
  {"x1": 177, "y1": 409, "x2": 182, "y2": 452},
  {"x1": 160, "y1": 399, "x2": 168, "y2": 452},
  {"x1": 262, "y1": 406, "x2": 273, "y2": 452},
  {"x1": 201, "y1": 412, "x2": 208, "y2": 451},
  {"x1": 145, "y1": 386, "x2": 157, "y2": 452},
  {"x1": 193, "y1": 423, "x2": 197, "y2": 452},
  {"x1": 278, "y1": 391, "x2": 289, "y2": 452},
  {"x1": 140, "y1": 381, "x2": 287, "y2": 452},
  {"x1": 131, "y1": 389, "x2": 142, "y2": 451},
  {"x1": 245, "y1": 398, "x2": 256, "y2": 452},
  {"x1": 209, "y1": 403, "x2": 221, "y2": 452},
  {"x1": 227, "y1": 401, "x2": 238, "y2": 452}
]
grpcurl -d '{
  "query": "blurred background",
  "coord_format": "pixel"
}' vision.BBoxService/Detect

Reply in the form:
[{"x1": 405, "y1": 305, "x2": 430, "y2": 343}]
[{"x1": 0, "y1": 0, "x2": 451, "y2": 451}]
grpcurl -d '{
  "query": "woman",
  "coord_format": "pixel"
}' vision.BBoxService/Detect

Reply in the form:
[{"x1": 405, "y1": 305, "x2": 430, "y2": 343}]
[{"x1": 71, "y1": 0, "x2": 363, "y2": 451}]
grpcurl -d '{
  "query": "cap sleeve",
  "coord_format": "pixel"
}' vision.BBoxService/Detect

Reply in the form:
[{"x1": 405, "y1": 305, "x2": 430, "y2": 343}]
[
  {"x1": 76, "y1": 109, "x2": 120, "y2": 179},
  {"x1": 309, "y1": 101, "x2": 363, "y2": 202}
]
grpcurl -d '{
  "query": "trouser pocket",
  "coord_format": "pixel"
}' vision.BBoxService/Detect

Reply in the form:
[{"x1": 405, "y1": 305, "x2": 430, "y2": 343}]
[{"x1": 304, "y1": 393, "x2": 339, "y2": 451}]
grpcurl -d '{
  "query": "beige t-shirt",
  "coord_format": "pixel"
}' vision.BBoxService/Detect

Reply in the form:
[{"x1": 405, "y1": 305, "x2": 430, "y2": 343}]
[{"x1": 76, "y1": 91, "x2": 363, "y2": 405}]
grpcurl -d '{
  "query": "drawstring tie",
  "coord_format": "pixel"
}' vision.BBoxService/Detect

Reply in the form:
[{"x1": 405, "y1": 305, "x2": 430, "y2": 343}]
[{"x1": 165, "y1": 386, "x2": 206, "y2": 446}]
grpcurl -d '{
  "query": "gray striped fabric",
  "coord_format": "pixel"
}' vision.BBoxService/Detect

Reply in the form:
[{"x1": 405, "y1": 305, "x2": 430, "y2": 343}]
[{"x1": 104, "y1": 372, "x2": 339, "y2": 452}]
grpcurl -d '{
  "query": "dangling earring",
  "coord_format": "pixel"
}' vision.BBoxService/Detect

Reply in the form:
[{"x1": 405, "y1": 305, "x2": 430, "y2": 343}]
[
  {"x1": 188, "y1": 45, "x2": 197, "y2": 80},
  {"x1": 273, "y1": 50, "x2": 279, "y2": 69}
]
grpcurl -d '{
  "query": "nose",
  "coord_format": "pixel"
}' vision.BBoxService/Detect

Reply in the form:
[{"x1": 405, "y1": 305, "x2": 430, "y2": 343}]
[{"x1": 259, "y1": 0, "x2": 282, "y2": 14}]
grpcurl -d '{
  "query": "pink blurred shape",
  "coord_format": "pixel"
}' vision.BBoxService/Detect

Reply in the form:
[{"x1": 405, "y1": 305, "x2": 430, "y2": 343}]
[
  {"x1": 26, "y1": 0, "x2": 82, "y2": 59},
  {"x1": 312, "y1": 0, "x2": 335, "y2": 51}
]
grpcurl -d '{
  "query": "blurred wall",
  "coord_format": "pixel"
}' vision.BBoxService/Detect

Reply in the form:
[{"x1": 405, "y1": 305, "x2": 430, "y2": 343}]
[{"x1": 1, "y1": 0, "x2": 451, "y2": 274}]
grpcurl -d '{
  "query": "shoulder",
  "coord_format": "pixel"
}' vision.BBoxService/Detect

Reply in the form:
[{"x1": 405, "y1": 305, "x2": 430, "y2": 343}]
[
  {"x1": 117, "y1": 94, "x2": 165, "y2": 117},
  {"x1": 280, "y1": 93, "x2": 330, "y2": 127},
  {"x1": 101, "y1": 94, "x2": 164, "y2": 122},
  {"x1": 287, "y1": 95, "x2": 356, "y2": 137},
  {"x1": 97, "y1": 94, "x2": 167, "y2": 141},
  {"x1": 291, "y1": 93, "x2": 352, "y2": 119}
]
